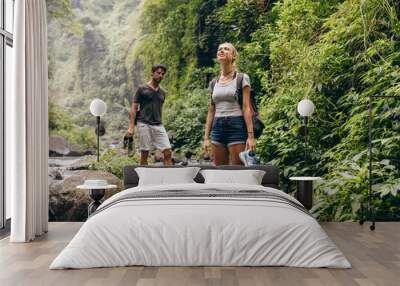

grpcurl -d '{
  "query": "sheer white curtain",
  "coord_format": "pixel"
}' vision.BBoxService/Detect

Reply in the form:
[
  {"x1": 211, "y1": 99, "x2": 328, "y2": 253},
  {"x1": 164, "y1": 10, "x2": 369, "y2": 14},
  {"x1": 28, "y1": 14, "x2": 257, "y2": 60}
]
[{"x1": 8, "y1": 0, "x2": 49, "y2": 242}]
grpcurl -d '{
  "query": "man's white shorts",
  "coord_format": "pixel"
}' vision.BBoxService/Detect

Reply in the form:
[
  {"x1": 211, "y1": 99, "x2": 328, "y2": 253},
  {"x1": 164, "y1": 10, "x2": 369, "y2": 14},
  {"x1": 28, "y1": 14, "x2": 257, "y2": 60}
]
[{"x1": 137, "y1": 122, "x2": 171, "y2": 151}]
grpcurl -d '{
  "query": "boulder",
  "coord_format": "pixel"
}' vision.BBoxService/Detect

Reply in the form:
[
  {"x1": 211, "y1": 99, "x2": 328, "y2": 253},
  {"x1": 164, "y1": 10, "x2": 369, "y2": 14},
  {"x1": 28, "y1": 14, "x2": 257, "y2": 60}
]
[
  {"x1": 49, "y1": 170, "x2": 122, "y2": 222},
  {"x1": 48, "y1": 168, "x2": 63, "y2": 180},
  {"x1": 66, "y1": 156, "x2": 94, "y2": 170},
  {"x1": 49, "y1": 135, "x2": 84, "y2": 157},
  {"x1": 48, "y1": 156, "x2": 93, "y2": 170}
]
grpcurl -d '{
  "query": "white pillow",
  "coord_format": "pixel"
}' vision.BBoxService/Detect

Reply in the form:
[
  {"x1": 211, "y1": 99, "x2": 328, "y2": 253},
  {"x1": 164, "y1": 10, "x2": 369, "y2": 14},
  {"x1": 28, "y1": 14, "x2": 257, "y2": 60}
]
[
  {"x1": 200, "y1": 169, "x2": 265, "y2": 185},
  {"x1": 135, "y1": 167, "x2": 201, "y2": 186}
]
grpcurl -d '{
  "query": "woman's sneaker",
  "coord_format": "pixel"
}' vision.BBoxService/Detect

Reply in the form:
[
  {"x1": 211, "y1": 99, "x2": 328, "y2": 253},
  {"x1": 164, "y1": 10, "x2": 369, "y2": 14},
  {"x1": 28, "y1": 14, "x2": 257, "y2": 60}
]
[{"x1": 239, "y1": 150, "x2": 260, "y2": 166}]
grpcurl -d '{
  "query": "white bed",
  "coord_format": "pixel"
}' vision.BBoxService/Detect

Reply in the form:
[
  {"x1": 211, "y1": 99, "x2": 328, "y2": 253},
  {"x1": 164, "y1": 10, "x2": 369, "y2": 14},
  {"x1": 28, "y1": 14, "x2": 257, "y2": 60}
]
[{"x1": 50, "y1": 183, "x2": 351, "y2": 269}]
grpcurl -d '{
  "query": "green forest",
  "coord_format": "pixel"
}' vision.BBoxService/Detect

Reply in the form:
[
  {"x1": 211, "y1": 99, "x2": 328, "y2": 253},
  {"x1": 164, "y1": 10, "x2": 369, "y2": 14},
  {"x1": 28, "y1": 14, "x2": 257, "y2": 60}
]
[{"x1": 47, "y1": 0, "x2": 400, "y2": 221}]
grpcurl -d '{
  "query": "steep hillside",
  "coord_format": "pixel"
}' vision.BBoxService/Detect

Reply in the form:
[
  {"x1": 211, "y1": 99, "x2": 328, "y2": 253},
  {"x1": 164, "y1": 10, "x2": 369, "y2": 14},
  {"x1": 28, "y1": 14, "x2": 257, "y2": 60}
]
[{"x1": 48, "y1": 0, "x2": 144, "y2": 146}]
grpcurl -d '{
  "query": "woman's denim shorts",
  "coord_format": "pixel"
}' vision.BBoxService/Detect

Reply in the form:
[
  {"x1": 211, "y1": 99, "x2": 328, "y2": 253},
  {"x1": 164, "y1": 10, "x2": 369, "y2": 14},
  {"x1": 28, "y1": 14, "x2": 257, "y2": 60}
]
[{"x1": 211, "y1": 116, "x2": 248, "y2": 146}]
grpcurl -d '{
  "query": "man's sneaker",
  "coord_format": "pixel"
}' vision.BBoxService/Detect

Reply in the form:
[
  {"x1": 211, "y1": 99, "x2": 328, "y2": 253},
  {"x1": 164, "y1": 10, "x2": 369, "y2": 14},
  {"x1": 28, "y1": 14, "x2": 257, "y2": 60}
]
[
  {"x1": 127, "y1": 139, "x2": 135, "y2": 157},
  {"x1": 239, "y1": 150, "x2": 260, "y2": 166},
  {"x1": 123, "y1": 134, "x2": 131, "y2": 148},
  {"x1": 123, "y1": 133, "x2": 134, "y2": 157}
]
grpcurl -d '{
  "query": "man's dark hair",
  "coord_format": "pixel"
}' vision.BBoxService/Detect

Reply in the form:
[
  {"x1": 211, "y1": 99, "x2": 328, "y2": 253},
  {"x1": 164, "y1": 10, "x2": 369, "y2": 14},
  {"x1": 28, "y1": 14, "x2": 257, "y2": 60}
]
[{"x1": 152, "y1": 64, "x2": 167, "y2": 73}]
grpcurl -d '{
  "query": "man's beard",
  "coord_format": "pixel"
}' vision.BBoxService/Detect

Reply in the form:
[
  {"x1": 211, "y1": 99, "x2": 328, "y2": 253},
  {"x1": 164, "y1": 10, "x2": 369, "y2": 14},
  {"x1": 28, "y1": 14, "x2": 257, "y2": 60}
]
[{"x1": 154, "y1": 78, "x2": 162, "y2": 83}]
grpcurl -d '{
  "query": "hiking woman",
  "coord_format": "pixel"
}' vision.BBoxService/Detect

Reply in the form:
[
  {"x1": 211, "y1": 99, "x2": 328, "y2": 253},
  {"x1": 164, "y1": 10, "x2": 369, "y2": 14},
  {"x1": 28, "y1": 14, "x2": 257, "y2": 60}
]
[{"x1": 203, "y1": 42, "x2": 255, "y2": 165}]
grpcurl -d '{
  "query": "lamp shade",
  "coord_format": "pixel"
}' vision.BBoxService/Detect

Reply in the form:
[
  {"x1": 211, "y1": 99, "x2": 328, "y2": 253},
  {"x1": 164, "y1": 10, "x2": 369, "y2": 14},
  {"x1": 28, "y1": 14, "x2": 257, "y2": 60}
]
[
  {"x1": 297, "y1": 99, "x2": 315, "y2": 117},
  {"x1": 90, "y1": 99, "x2": 107, "y2": 117}
]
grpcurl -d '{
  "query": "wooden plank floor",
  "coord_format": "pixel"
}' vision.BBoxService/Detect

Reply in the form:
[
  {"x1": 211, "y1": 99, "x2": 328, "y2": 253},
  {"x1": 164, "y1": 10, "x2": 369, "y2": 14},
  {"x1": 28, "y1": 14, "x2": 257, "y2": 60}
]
[{"x1": 0, "y1": 222, "x2": 399, "y2": 286}]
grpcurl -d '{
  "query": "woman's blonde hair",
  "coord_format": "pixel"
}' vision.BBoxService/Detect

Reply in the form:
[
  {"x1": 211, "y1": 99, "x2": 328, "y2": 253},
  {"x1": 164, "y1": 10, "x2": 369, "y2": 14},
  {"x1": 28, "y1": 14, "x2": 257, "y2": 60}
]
[{"x1": 218, "y1": 42, "x2": 238, "y2": 70}]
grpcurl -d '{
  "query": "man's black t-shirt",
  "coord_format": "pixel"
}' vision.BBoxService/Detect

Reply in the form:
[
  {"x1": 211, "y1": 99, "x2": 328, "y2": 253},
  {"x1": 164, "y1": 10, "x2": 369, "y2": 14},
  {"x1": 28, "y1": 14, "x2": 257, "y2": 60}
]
[{"x1": 133, "y1": 84, "x2": 166, "y2": 125}]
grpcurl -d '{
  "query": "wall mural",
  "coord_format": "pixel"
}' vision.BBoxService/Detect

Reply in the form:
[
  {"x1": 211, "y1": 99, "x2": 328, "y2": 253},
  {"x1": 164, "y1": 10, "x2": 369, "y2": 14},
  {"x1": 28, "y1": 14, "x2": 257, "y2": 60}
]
[{"x1": 47, "y1": 0, "x2": 400, "y2": 222}]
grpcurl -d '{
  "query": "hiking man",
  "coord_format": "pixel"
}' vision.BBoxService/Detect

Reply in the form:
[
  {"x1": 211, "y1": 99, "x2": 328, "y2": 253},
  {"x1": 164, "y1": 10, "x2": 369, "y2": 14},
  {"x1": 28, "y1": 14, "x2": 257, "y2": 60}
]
[{"x1": 126, "y1": 64, "x2": 172, "y2": 165}]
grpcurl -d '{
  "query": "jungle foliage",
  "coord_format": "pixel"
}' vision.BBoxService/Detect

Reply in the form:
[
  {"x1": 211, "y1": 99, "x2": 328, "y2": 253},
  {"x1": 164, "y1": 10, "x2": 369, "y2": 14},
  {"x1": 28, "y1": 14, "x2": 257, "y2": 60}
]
[
  {"x1": 89, "y1": 149, "x2": 139, "y2": 179},
  {"x1": 134, "y1": 0, "x2": 400, "y2": 221},
  {"x1": 48, "y1": 0, "x2": 400, "y2": 221}
]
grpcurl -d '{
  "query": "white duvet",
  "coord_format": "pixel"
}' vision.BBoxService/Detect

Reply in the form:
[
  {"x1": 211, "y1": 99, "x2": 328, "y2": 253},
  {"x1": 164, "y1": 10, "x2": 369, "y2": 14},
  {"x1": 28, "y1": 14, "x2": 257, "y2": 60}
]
[{"x1": 50, "y1": 183, "x2": 351, "y2": 269}]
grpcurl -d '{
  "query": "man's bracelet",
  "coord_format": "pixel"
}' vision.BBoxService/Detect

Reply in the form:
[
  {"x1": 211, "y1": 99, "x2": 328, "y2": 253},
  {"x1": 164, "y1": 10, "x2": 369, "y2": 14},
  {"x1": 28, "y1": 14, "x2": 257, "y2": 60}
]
[{"x1": 247, "y1": 131, "x2": 254, "y2": 134}]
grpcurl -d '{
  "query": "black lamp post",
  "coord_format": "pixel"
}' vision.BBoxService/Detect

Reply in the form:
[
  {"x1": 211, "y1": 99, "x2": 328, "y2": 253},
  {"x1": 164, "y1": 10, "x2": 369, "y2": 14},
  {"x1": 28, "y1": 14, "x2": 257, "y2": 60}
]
[
  {"x1": 290, "y1": 98, "x2": 321, "y2": 211},
  {"x1": 297, "y1": 99, "x2": 315, "y2": 164},
  {"x1": 90, "y1": 99, "x2": 107, "y2": 162}
]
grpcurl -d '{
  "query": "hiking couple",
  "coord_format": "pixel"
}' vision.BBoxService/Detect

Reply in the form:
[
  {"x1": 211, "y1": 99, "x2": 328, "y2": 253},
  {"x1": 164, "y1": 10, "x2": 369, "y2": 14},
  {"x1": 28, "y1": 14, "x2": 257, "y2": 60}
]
[{"x1": 126, "y1": 42, "x2": 260, "y2": 166}]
